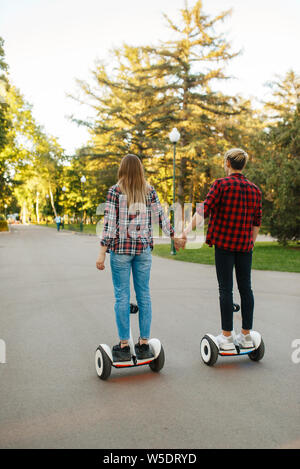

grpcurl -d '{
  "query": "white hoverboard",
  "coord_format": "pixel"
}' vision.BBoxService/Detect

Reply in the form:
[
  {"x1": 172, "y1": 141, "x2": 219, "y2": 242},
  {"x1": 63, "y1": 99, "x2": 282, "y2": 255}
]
[
  {"x1": 95, "y1": 304, "x2": 165, "y2": 380},
  {"x1": 200, "y1": 304, "x2": 265, "y2": 366}
]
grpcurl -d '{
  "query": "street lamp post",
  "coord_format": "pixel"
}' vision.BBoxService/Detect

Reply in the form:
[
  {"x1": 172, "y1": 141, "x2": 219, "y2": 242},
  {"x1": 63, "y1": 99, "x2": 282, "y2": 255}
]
[
  {"x1": 80, "y1": 176, "x2": 86, "y2": 232},
  {"x1": 169, "y1": 127, "x2": 180, "y2": 255},
  {"x1": 4, "y1": 204, "x2": 7, "y2": 219}
]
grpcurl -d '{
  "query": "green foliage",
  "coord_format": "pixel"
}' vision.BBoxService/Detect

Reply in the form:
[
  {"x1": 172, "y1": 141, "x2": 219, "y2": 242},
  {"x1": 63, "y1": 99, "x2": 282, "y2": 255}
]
[
  {"x1": 72, "y1": 1, "x2": 246, "y2": 206},
  {"x1": 264, "y1": 70, "x2": 300, "y2": 119},
  {"x1": 0, "y1": 83, "x2": 65, "y2": 222},
  {"x1": 0, "y1": 3, "x2": 299, "y2": 244},
  {"x1": 247, "y1": 74, "x2": 300, "y2": 244},
  {"x1": 139, "y1": 0, "x2": 245, "y2": 203},
  {"x1": 0, "y1": 37, "x2": 12, "y2": 202}
]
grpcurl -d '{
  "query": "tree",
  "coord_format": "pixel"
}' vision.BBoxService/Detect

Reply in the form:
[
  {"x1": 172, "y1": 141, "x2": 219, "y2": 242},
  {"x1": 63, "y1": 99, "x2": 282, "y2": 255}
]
[
  {"x1": 0, "y1": 37, "x2": 12, "y2": 212},
  {"x1": 70, "y1": 43, "x2": 178, "y2": 205},
  {"x1": 0, "y1": 37, "x2": 10, "y2": 152},
  {"x1": 141, "y1": 0, "x2": 244, "y2": 203},
  {"x1": 71, "y1": 1, "x2": 246, "y2": 206},
  {"x1": 261, "y1": 105, "x2": 300, "y2": 243},
  {"x1": 247, "y1": 71, "x2": 300, "y2": 244},
  {"x1": 264, "y1": 70, "x2": 300, "y2": 120},
  {"x1": 1, "y1": 85, "x2": 65, "y2": 222}
]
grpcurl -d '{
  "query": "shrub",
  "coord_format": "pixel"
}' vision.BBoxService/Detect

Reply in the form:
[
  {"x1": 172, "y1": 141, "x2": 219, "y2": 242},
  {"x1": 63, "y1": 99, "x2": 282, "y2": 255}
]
[{"x1": 0, "y1": 220, "x2": 8, "y2": 232}]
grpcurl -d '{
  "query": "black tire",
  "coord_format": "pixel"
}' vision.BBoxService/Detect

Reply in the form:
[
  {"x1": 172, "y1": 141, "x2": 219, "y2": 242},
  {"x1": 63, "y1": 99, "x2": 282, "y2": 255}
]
[
  {"x1": 95, "y1": 346, "x2": 112, "y2": 380},
  {"x1": 149, "y1": 345, "x2": 165, "y2": 372},
  {"x1": 249, "y1": 338, "x2": 265, "y2": 362},
  {"x1": 200, "y1": 335, "x2": 219, "y2": 366}
]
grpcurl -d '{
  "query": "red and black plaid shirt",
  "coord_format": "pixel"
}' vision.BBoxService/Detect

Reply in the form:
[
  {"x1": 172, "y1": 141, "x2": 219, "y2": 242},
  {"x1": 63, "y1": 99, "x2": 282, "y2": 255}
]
[
  {"x1": 198, "y1": 173, "x2": 262, "y2": 252},
  {"x1": 100, "y1": 184, "x2": 174, "y2": 255}
]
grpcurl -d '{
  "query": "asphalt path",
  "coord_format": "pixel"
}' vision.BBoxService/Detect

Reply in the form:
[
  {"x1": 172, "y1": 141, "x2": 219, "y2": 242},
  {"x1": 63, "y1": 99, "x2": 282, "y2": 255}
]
[{"x1": 0, "y1": 225, "x2": 299, "y2": 449}]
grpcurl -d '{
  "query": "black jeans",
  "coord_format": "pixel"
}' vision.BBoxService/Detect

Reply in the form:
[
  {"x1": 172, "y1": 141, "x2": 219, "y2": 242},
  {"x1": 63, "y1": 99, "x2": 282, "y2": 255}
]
[{"x1": 215, "y1": 246, "x2": 254, "y2": 332}]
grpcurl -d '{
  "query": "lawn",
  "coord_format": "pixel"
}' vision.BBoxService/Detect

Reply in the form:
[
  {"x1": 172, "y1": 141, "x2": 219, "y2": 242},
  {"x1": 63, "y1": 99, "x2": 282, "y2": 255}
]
[
  {"x1": 42, "y1": 222, "x2": 162, "y2": 236},
  {"x1": 41, "y1": 223, "x2": 300, "y2": 272},
  {"x1": 153, "y1": 242, "x2": 300, "y2": 273},
  {"x1": 42, "y1": 223, "x2": 97, "y2": 234}
]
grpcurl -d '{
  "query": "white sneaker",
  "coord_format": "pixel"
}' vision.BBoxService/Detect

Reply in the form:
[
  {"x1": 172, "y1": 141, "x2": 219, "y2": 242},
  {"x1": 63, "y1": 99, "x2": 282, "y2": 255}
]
[
  {"x1": 216, "y1": 334, "x2": 235, "y2": 351},
  {"x1": 236, "y1": 332, "x2": 254, "y2": 349}
]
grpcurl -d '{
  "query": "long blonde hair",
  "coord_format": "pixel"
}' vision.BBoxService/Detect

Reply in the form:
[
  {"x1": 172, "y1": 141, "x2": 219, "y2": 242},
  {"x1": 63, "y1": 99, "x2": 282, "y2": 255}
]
[{"x1": 117, "y1": 154, "x2": 149, "y2": 210}]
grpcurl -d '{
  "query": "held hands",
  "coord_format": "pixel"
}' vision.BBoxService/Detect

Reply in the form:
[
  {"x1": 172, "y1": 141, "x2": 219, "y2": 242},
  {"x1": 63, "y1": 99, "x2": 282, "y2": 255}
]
[{"x1": 174, "y1": 232, "x2": 187, "y2": 251}]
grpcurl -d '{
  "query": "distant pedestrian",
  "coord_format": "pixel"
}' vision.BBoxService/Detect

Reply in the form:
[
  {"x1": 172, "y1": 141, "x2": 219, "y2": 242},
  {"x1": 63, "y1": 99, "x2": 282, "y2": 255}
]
[{"x1": 55, "y1": 215, "x2": 61, "y2": 231}]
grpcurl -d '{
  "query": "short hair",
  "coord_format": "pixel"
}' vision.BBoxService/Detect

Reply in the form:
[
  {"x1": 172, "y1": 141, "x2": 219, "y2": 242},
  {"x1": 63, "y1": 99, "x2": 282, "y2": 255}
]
[{"x1": 224, "y1": 148, "x2": 248, "y2": 170}]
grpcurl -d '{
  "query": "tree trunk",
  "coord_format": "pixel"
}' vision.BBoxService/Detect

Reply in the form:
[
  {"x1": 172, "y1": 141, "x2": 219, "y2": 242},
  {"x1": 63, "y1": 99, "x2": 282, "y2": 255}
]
[
  {"x1": 22, "y1": 201, "x2": 27, "y2": 224},
  {"x1": 177, "y1": 156, "x2": 187, "y2": 205},
  {"x1": 49, "y1": 184, "x2": 57, "y2": 217},
  {"x1": 36, "y1": 193, "x2": 40, "y2": 224},
  {"x1": 189, "y1": 177, "x2": 194, "y2": 205},
  {"x1": 177, "y1": 78, "x2": 189, "y2": 205}
]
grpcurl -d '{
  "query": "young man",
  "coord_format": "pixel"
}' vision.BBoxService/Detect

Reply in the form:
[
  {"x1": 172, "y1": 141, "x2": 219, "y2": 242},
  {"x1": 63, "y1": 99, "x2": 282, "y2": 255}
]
[{"x1": 182, "y1": 149, "x2": 262, "y2": 351}]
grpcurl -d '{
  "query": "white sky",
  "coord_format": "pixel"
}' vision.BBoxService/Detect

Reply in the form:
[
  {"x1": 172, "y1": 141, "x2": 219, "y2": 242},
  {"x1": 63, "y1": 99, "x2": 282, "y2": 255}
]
[{"x1": 1, "y1": 0, "x2": 299, "y2": 154}]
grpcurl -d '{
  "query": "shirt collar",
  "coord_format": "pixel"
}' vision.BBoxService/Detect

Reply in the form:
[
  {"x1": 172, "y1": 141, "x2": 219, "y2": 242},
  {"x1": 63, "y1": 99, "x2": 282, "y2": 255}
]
[{"x1": 231, "y1": 173, "x2": 246, "y2": 178}]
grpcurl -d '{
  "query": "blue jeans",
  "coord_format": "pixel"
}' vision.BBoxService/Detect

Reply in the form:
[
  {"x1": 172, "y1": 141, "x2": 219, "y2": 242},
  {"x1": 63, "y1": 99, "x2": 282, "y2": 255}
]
[{"x1": 110, "y1": 246, "x2": 152, "y2": 341}]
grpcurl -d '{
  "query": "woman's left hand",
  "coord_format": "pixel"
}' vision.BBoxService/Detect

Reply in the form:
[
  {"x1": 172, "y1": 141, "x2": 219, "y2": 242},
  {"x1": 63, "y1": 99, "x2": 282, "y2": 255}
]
[{"x1": 96, "y1": 253, "x2": 106, "y2": 270}]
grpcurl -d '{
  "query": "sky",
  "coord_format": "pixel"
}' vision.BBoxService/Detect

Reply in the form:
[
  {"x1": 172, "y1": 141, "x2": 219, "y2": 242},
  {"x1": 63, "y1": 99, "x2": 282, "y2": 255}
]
[{"x1": 1, "y1": 0, "x2": 299, "y2": 154}]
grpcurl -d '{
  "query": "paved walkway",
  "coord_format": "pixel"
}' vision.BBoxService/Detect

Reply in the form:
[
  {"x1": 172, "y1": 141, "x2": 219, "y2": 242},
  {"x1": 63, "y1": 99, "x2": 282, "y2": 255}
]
[{"x1": 0, "y1": 225, "x2": 299, "y2": 449}]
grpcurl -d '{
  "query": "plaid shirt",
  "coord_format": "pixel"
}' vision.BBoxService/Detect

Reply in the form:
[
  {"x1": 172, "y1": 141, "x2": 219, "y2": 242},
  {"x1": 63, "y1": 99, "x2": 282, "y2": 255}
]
[
  {"x1": 100, "y1": 184, "x2": 174, "y2": 255},
  {"x1": 198, "y1": 173, "x2": 262, "y2": 252}
]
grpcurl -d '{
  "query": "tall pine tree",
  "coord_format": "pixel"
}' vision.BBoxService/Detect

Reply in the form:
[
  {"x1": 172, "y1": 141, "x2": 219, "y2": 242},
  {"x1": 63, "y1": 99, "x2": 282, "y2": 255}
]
[{"x1": 142, "y1": 0, "x2": 244, "y2": 203}]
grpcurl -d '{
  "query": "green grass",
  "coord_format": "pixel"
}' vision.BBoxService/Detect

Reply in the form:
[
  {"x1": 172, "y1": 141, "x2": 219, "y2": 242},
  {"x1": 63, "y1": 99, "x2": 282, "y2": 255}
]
[
  {"x1": 153, "y1": 242, "x2": 300, "y2": 273},
  {"x1": 42, "y1": 223, "x2": 97, "y2": 234},
  {"x1": 43, "y1": 222, "x2": 161, "y2": 236},
  {"x1": 41, "y1": 222, "x2": 300, "y2": 272}
]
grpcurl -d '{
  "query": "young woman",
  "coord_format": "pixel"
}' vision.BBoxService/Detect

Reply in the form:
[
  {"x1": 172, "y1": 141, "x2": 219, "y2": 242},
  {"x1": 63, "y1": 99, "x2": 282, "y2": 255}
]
[{"x1": 96, "y1": 154, "x2": 181, "y2": 362}]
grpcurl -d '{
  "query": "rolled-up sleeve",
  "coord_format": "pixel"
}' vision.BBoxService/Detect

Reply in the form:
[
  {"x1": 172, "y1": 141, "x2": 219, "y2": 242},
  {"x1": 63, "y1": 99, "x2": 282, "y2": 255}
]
[
  {"x1": 100, "y1": 187, "x2": 118, "y2": 248},
  {"x1": 253, "y1": 190, "x2": 262, "y2": 227},
  {"x1": 203, "y1": 180, "x2": 222, "y2": 218}
]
